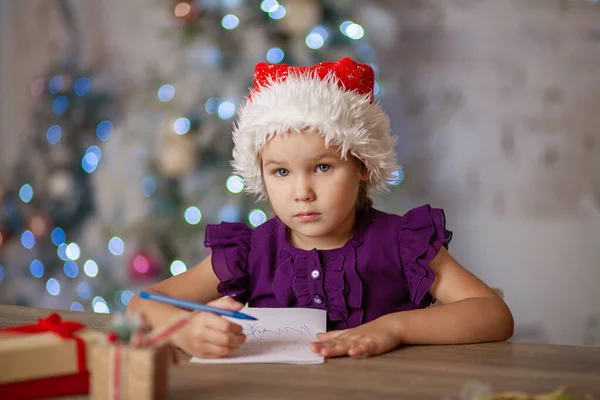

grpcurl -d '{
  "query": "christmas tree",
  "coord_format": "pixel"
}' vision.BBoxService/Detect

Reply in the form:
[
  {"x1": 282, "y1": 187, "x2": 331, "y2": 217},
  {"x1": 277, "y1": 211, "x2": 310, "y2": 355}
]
[{"x1": 0, "y1": 0, "x2": 400, "y2": 313}]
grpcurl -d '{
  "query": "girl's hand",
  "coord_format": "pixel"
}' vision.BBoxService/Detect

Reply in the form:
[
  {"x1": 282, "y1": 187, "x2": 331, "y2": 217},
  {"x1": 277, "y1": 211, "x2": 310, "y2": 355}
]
[
  {"x1": 171, "y1": 296, "x2": 247, "y2": 359},
  {"x1": 310, "y1": 316, "x2": 401, "y2": 358}
]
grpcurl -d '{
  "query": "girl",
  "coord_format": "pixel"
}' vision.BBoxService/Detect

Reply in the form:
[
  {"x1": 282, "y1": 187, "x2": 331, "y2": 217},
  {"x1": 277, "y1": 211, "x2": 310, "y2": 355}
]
[{"x1": 127, "y1": 57, "x2": 514, "y2": 359}]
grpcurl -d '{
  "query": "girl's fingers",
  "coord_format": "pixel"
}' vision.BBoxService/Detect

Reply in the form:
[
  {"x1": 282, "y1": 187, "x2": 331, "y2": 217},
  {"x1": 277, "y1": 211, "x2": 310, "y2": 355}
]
[
  {"x1": 198, "y1": 312, "x2": 244, "y2": 334},
  {"x1": 194, "y1": 342, "x2": 237, "y2": 358},
  {"x1": 200, "y1": 327, "x2": 246, "y2": 348},
  {"x1": 207, "y1": 296, "x2": 244, "y2": 311},
  {"x1": 316, "y1": 330, "x2": 346, "y2": 341}
]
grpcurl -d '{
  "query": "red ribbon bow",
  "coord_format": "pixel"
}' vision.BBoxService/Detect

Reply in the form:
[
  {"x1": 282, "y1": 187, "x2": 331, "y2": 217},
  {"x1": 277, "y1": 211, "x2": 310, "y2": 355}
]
[
  {"x1": 0, "y1": 313, "x2": 87, "y2": 372},
  {"x1": 252, "y1": 57, "x2": 376, "y2": 103}
]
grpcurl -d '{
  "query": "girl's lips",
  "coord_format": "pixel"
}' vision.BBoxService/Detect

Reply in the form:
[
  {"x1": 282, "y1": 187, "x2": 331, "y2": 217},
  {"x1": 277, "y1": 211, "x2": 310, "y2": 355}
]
[{"x1": 295, "y1": 213, "x2": 321, "y2": 222}]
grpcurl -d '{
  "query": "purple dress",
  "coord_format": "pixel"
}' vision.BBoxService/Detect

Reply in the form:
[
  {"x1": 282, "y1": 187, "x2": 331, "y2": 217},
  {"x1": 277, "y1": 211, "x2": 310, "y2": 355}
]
[{"x1": 204, "y1": 205, "x2": 452, "y2": 330}]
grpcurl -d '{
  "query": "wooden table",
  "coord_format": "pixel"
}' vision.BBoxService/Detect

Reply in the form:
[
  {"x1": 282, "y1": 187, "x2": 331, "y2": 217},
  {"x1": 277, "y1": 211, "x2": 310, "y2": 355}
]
[{"x1": 1, "y1": 305, "x2": 599, "y2": 399}]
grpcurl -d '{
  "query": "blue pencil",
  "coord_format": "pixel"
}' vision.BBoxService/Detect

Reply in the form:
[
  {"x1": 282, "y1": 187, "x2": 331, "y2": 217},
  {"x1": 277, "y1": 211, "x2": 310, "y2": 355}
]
[{"x1": 139, "y1": 291, "x2": 257, "y2": 321}]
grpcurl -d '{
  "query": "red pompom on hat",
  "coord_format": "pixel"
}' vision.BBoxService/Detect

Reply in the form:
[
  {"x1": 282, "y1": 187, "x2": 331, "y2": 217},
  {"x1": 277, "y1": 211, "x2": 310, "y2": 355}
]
[{"x1": 232, "y1": 57, "x2": 398, "y2": 199}]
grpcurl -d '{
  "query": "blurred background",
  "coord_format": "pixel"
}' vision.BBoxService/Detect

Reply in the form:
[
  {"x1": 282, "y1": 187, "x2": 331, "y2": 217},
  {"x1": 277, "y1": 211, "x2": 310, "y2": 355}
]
[{"x1": 0, "y1": 0, "x2": 598, "y2": 347}]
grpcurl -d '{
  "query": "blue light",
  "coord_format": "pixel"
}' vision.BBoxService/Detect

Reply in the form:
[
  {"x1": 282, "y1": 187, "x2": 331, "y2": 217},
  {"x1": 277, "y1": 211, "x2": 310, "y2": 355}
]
[
  {"x1": 77, "y1": 281, "x2": 92, "y2": 299},
  {"x1": 19, "y1": 184, "x2": 34, "y2": 203},
  {"x1": 82, "y1": 152, "x2": 99, "y2": 173},
  {"x1": 222, "y1": 14, "x2": 240, "y2": 30},
  {"x1": 86, "y1": 145, "x2": 102, "y2": 161},
  {"x1": 248, "y1": 209, "x2": 267, "y2": 227},
  {"x1": 70, "y1": 302, "x2": 84, "y2": 311},
  {"x1": 226, "y1": 175, "x2": 244, "y2": 193},
  {"x1": 158, "y1": 84, "x2": 175, "y2": 102},
  {"x1": 141, "y1": 177, "x2": 157, "y2": 197},
  {"x1": 0, "y1": 264, "x2": 4, "y2": 282},
  {"x1": 306, "y1": 33, "x2": 325, "y2": 50},
  {"x1": 108, "y1": 237, "x2": 125, "y2": 256},
  {"x1": 52, "y1": 96, "x2": 68, "y2": 115},
  {"x1": 46, "y1": 278, "x2": 61, "y2": 296},
  {"x1": 312, "y1": 26, "x2": 328, "y2": 40},
  {"x1": 205, "y1": 97, "x2": 220, "y2": 114},
  {"x1": 46, "y1": 125, "x2": 62, "y2": 144},
  {"x1": 170, "y1": 260, "x2": 187, "y2": 276},
  {"x1": 356, "y1": 44, "x2": 375, "y2": 61},
  {"x1": 173, "y1": 117, "x2": 191, "y2": 135},
  {"x1": 340, "y1": 21, "x2": 353, "y2": 35},
  {"x1": 269, "y1": 5, "x2": 286, "y2": 19},
  {"x1": 217, "y1": 101, "x2": 236, "y2": 119},
  {"x1": 57, "y1": 243, "x2": 69, "y2": 261},
  {"x1": 387, "y1": 168, "x2": 404, "y2": 185},
  {"x1": 96, "y1": 121, "x2": 113, "y2": 141},
  {"x1": 218, "y1": 204, "x2": 241, "y2": 222},
  {"x1": 65, "y1": 242, "x2": 81, "y2": 260},
  {"x1": 184, "y1": 207, "x2": 202, "y2": 225},
  {"x1": 63, "y1": 260, "x2": 79, "y2": 278},
  {"x1": 374, "y1": 81, "x2": 381, "y2": 96},
  {"x1": 21, "y1": 230, "x2": 35, "y2": 249},
  {"x1": 121, "y1": 290, "x2": 134, "y2": 306},
  {"x1": 266, "y1": 47, "x2": 284, "y2": 64},
  {"x1": 48, "y1": 76, "x2": 64, "y2": 94},
  {"x1": 260, "y1": 0, "x2": 279, "y2": 12},
  {"x1": 200, "y1": 47, "x2": 222, "y2": 66},
  {"x1": 222, "y1": 0, "x2": 243, "y2": 8},
  {"x1": 92, "y1": 296, "x2": 109, "y2": 313},
  {"x1": 30, "y1": 260, "x2": 44, "y2": 278},
  {"x1": 74, "y1": 77, "x2": 91, "y2": 96},
  {"x1": 368, "y1": 63, "x2": 379, "y2": 78},
  {"x1": 51, "y1": 227, "x2": 66, "y2": 246},
  {"x1": 345, "y1": 23, "x2": 365, "y2": 40},
  {"x1": 83, "y1": 259, "x2": 99, "y2": 277}
]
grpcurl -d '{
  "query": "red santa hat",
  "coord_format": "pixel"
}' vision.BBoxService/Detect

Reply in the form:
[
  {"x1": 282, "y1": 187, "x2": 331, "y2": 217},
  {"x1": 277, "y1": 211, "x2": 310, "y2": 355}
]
[{"x1": 232, "y1": 57, "x2": 398, "y2": 199}]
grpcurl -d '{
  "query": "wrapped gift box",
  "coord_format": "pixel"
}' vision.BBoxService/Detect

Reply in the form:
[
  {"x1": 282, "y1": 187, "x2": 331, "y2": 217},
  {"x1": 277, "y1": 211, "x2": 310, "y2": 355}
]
[
  {"x1": 90, "y1": 343, "x2": 170, "y2": 400},
  {"x1": 0, "y1": 313, "x2": 104, "y2": 400}
]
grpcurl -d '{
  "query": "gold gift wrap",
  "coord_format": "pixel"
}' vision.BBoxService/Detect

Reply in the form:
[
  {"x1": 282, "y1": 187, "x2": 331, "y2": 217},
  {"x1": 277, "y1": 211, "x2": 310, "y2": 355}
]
[
  {"x1": 90, "y1": 343, "x2": 169, "y2": 400},
  {"x1": 0, "y1": 328, "x2": 103, "y2": 384}
]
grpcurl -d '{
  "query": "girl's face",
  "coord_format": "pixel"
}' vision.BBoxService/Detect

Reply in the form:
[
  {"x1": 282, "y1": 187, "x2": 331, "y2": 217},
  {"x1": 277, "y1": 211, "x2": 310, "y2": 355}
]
[{"x1": 261, "y1": 130, "x2": 369, "y2": 249}]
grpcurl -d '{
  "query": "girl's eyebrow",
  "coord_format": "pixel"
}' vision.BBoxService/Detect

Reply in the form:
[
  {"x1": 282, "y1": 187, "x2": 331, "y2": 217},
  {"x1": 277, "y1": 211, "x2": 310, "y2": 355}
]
[{"x1": 263, "y1": 153, "x2": 338, "y2": 167}]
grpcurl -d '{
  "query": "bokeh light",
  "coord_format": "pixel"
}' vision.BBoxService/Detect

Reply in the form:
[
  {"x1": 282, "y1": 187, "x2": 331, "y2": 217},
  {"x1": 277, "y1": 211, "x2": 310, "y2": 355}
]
[
  {"x1": 306, "y1": 33, "x2": 325, "y2": 49},
  {"x1": 0, "y1": 264, "x2": 4, "y2": 282},
  {"x1": 46, "y1": 125, "x2": 62, "y2": 144},
  {"x1": 387, "y1": 168, "x2": 404, "y2": 185},
  {"x1": 46, "y1": 278, "x2": 61, "y2": 296},
  {"x1": 141, "y1": 177, "x2": 157, "y2": 197},
  {"x1": 92, "y1": 296, "x2": 110, "y2": 313},
  {"x1": 218, "y1": 204, "x2": 241, "y2": 222},
  {"x1": 217, "y1": 101, "x2": 236, "y2": 119},
  {"x1": 266, "y1": 47, "x2": 284, "y2": 63},
  {"x1": 261, "y1": 0, "x2": 279, "y2": 12},
  {"x1": 108, "y1": 237, "x2": 125, "y2": 256},
  {"x1": 63, "y1": 260, "x2": 79, "y2": 278},
  {"x1": 21, "y1": 230, "x2": 35, "y2": 249},
  {"x1": 19, "y1": 184, "x2": 33, "y2": 203},
  {"x1": 70, "y1": 302, "x2": 84, "y2": 311},
  {"x1": 226, "y1": 175, "x2": 244, "y2": 193},
  {"x1": 132, "y1": 254, "x2": 150, "y2": 273},
  {"x1": 158, "y1": 84, "x2": 175, "y2": 102},
  {"x1": 66, "y1": 242, "x2": 81, "y2": 260},
  {"x1": 174, "y1": 2, "x2": 191, "y2": 17},
  {"x1": 170, "y1": 260, "x2": 187, "y2": 276},
  {"x1": 57, "y1": 243, "x2": 69, "y2": 261},
  {"x1": 77, "y1": 281, "x2": 92, "y2": 299},
  {"x1": 184, "y1": 207, "x2": 202, "y2": 225},
  {"x1": 222, "y1": 14, "x2": 240, "y2": 30},
  {"x1": 52, "y1": 96, "x2": 68, "y2": 115},
  {"x1": 173, "y1": 117, "x2": 191, "y2": 135},
  {"x1": 248, "y1": 209, "x2": 267, "y2": 227},
  {"x1": 51, "y1": 227, "x2": 66, "y2": 246},
  {"x1": 269, "y1": 5, "x2": 286, "y2": 19},
  {"x1": 96, "y1": 121, "x2": 113, "y2": 141},
  {"x1": 48, "y1": 76, "x2": 64, "y2": 94},
  {"x1": 74, "y1": 77, "x2": 91, "y2": 96},
  {"x1": 121, "y1": 290, "x2": 135, "y2": 306},
  {"x1": 30, "y1": 260, "x2": 44, "y2": 278},
  {"x1": 205, "y1": 97, "x2": 220, "y2": 114},
  {"x1": 83, "y1": 259, "x2": 99, "y2": 277}
]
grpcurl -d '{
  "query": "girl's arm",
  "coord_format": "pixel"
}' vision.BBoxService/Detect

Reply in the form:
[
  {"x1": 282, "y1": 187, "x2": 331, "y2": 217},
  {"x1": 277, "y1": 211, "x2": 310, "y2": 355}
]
[
  {"x1": 126, "y1": 255, "x2": 222, "y2": 330},
  {"x1": 311, "y1": 247, "x2": 514, "y2": 357}
]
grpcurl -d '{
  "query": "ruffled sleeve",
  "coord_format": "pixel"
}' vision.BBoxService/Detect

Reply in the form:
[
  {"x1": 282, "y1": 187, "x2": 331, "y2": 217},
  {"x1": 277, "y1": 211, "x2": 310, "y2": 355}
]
[
  {"x1": 399, "y1": 205, "x2": 453, "y2": 307},
  {"x1": 204, "y1": 222, "x2": 253, "y2": 302}
]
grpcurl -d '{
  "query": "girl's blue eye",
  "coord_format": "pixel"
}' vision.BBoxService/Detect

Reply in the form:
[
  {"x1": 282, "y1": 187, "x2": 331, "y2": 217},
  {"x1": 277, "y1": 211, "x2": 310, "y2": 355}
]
[
  {"x1": 316, "y1": 164, "x2": 331, "y2": 173},
  {"x1": 275, "y1": 169, "x2": 289, "y2": 177}
]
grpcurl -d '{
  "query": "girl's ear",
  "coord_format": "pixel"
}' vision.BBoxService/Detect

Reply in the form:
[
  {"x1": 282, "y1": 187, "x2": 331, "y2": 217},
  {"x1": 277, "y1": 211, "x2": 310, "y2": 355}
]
[{"x1": 359, "y1": 164, "x2": 370, "y2": 181}]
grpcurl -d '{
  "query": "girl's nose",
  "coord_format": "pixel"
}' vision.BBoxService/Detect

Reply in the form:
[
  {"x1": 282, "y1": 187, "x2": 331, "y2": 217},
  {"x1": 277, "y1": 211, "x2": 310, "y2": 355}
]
[{"x1": 294, "y1": 177, "x2": 316, "y2": 202}]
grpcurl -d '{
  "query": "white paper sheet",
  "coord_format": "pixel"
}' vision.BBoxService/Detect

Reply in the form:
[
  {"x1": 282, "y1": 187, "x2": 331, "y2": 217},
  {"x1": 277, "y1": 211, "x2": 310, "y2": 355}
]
[{"x1": 190, "y1": 307, "x2": 326, "y2": 364}]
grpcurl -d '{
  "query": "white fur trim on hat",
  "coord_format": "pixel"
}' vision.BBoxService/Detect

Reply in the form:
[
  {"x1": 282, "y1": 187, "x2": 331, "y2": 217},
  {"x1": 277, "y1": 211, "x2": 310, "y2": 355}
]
[{"x1": 231, "y1": 71, "x2": 398, "y2": 200}]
